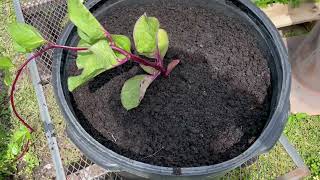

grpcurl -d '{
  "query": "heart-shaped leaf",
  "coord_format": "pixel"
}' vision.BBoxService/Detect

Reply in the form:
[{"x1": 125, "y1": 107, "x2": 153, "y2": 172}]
[
  {"x1": 133, "y1": 13, "x2": 159, "y2": 57},
  {"x1": 133, "y1": 14, "x2": 169, "y2": 59},
  {"x1": 111, "y1": 34, "x2": 131, "y2": 59},
  {"x1": 68, "y1": 0, "x2": 105, "y2": 44},
  {"x1": 68, "y1": 39, "x2": 123, "y2": 91},
  {"x1": 157, "y1": 29, "x2": 169, "y2": 58},
  {"x1": 0, "y1": 56, "x2": 14, "y2": 69},
  {"x1": 121, "y1": 74, "x2": 158, "y2": 110},
  {"x1": 12, "y1": 126, "x2": 31, "y2": 144},
  {"x1": 7, "y1": 126, "x2": 31, "y2": 156},
  {"x1": 8, "y1": 23, "x2": 46, "y2": 53}
]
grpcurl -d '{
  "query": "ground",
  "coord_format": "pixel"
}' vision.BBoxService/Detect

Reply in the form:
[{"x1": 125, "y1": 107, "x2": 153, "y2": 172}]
[
  {"x1": 0, "y1": 0, "x2": 319, "y2": 179},
  {"x1": 0, "y1": 0, "x2": 42, "y2": 178}
]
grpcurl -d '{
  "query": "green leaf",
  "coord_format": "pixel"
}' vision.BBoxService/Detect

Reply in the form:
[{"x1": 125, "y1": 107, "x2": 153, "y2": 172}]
[
  {"x1": 68, "y1": 39, "x2": 122, "y2": 91},
  {"x1": 78, "y1": 39, "x2": 90, "y2": 47},
  {"x1": 121, "y1": 74, "x2": 156, "y2": 110},
  {"x1": 89, "y1": 40, "x2": 118, "y2": 66},
  {"x1": 7, "y1": 126, "x2": 31, "y2": 156},
  {"x1": 8, "y1": 23, "x2": 46, "y2": 53},
  {"x1": 4, "y1": 70, "x2": 12, "y2": 86},
  {"x1": 68, "y1": 0, "x2": 105, "y2": 44},
  {"x1": 75, "y1": 39, "x2": 92, "y2": 69},
  {"x1": 78, "y1": 29, "x2": 93, "y2": 44},
  {"x1": 0, "y1": 57, "x2": 14, "y2": 86},
  {"x1": 0, "y1": 56, "x2": 14, "y2": 69},
  {"x1": 157, "y1": 29, "x2": 169, "y2": 58},
  {"x1": 111, "y1": 34, "x2": 131, "y2": 59},
  {"x1": 13, "y1": 41, "x2": 27, "y2": 53},
  {"x1": 140, "y1": 64, "x2": 158, "y2": 74},
  {"x1": 75, "y1": 51, "x2": 92, "y2": 70},
  {"x1": 133, "y1": 14, "x2": 169, "y2": 59},
  {"x1": 9, "y1": 143, "x2": 19, "y2": 156},
  {"x1": 12, "y1": 126, "x2": 31, "y2": 145},
  {"x1": 133, "y1": 13, "x2": 159, "y2": 57}
]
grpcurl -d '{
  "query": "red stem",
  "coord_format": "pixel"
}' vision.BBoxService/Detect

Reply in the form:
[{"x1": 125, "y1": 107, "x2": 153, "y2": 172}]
[
  {"x1": 155, "y1": 33, "x2": 163, "y2": 67},
  {"x1": 14, "y1": 140, "x2": 31, "y2": 161},
  {"x1": 104, "y1": 31, "x2": 113, "y2": 44},
  {"x1": 10, "y1": 46, "x2": 55, "y2": 133},
  {"x1": 10, "y1": 44, "x2": 88, "y2": 133},
  {"x1": 111, "y1": 45, "x2": 166, "y2": 74},
  {"x1": 50, "y1": 43, "x2": 88, "y2": 51},
  {"x1": 10, "y1": 44, "x2": 90, "y2": 162}
]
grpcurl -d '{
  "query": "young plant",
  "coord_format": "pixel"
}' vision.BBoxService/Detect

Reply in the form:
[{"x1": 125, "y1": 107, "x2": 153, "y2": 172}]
[
  {"x1": 7, "y1": 0, "x2": 179, "y2": 111},
  {"x1": 4, "y1": 0, "x2": 180, "y2": 161},
  {"x1": 66, "y1": 0, "x2": 180, "y2": 110},
  {"x1": 0, "y1": 126, "x2": 33, "y2": 176}
]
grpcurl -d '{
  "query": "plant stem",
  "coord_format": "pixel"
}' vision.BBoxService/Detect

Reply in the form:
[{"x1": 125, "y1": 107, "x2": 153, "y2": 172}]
[
  {"x1": 111, "y1": 45, "x2": 166, "y2": 74},
  {"x1": 156, "y1": 49, "x2": 162, "y2": 67},
  {"x1": 14, "y1": 140, "x2": 30, "y2": 161},
  {"x1": 10, "y1": 46, "x2": 55, "y2": 133},
  {"x1": 10, "y1": 43, "x2": 90, "y2": 162},
  {"x1": 10, "y1": 44, "x2": 87, "y2": 133},
  {"x1": 50, "y1": 43, "x2": 88, "y2": 51},
  {"x1": 155, "y1": 33, "x2": 163, "y2": 67},
  {"x1": 105, "y1": 31, "x2": 113, "y2": 44}
]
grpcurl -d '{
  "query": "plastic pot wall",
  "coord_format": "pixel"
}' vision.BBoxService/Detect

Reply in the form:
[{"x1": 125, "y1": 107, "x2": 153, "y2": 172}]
[{"x1": 52, "y1": 0, "x2": 291, "y2": 179}]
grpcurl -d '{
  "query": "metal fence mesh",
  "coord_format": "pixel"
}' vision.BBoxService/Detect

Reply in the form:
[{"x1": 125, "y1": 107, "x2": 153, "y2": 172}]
[
  {"x1": 22, "y1": 0, "x2": 68, "y2": 81},
  {"x1": 19, "y1": 0, "x2": 299, "y2": 179}
]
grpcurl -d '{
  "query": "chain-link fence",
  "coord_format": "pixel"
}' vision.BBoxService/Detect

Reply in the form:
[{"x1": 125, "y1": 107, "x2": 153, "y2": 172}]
[{"x1": 16, "y1": 0, "x2": 307, "y2": 179}]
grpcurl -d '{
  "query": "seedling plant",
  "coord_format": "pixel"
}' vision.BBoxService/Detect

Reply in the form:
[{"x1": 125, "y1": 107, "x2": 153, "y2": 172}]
[{"x1": 0, "y1": 0, "x2": 179, "y2": 161}]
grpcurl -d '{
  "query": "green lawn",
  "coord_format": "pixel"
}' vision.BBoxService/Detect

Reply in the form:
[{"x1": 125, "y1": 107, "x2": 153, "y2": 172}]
[
  {"x1": 223, "y1": 114, "x2": 320, "y2": 179},
  {"x1": 285, "y1": 114, "x2": 320, "y2": 179},
  {"x1": 0, "y1": 0, "x2": 41, "y2": 178},
  {"x1": 252, "y1": 0, "x2": 320, "y2": 8},
  {"x1": 0, "y1": 0, "x2": 319, "y2": 179}
]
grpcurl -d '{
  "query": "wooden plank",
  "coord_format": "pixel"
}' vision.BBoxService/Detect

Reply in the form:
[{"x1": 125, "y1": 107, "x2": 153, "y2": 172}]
[{"x1": 261, "y1": 3, "x2": 320, "y2": 28}]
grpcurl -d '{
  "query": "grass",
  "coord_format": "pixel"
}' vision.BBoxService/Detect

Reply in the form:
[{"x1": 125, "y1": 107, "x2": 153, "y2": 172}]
[
  {"x1": 285, "y1": 114, "x2": 320, "y2": 179},
  {"x1": 0, "y1": 0, "x2": 319, "y2": 179},
  {"x1": 252, "y1": 0, "x2": 320, "y2": 8},
  {"x1": 0, "y1": 0, "x2": 42, "y2": 178},
  {"x1": 223, "y1": 114, "x2": 320, "y2": 179},
  {"x1": 0, "y1": 1, "x2": 81, "y2": 179}
]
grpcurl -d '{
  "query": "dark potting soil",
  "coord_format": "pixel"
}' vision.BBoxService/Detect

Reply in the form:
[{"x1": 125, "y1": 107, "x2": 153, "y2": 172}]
[{"x1": 67, "y1": 0, "x2": 272, "y2": 167}]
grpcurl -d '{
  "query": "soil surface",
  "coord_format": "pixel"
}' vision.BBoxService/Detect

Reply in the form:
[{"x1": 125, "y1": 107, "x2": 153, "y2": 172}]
[{"x1": 67, "y1": 0, "x2": 272, "y2": 167}]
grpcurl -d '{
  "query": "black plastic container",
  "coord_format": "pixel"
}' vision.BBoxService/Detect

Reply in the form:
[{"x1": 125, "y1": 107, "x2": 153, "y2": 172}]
[{"x1": 53, "y1": 0, "x2": 290, "y2": 179}]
